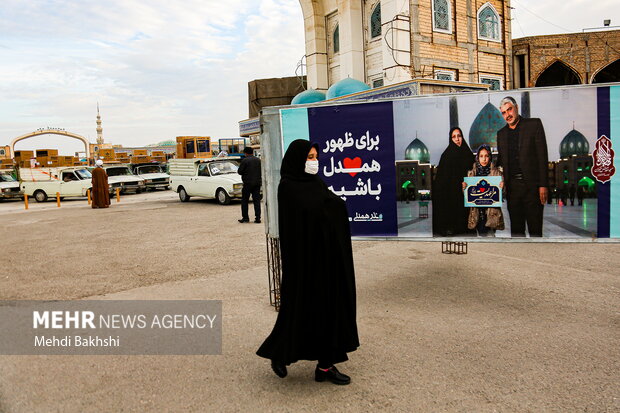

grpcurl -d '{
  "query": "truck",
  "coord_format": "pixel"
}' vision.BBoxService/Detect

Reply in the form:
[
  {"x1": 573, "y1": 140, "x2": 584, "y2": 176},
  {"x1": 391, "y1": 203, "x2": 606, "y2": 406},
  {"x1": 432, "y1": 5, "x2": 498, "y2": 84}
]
[
  {"x1": 168, "y1": 158, "x2": 243, "y2": 204},
  {"x1": 0, "y1": 169, "x2": 21, "y2": 199},
  {"x1": 130, "y1": 163, "x2": 170, "y2": 190},
  {"x1": 19, "y1": 167, "x2": 92, "y2": 202},
  {"x1": 102, "y1": 164, "x2": 146, "y2": 194}
]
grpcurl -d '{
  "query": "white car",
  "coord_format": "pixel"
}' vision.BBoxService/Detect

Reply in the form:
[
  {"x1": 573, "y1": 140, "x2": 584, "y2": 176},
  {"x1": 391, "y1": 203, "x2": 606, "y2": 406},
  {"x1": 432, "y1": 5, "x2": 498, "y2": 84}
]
[
  {"x1": 20, "y1": 167, "x2": 92, "y2": 202},
  {"x1": 103, "y1": 165, "x2": 146, "y2": 194},
  {"x1": 131, "y1": 163, "x2": 170, "y2": 190},
  {"x1": 0, "y1": 169, "x2": 21, "y2": 199},
  {"x1": 168, "y1": 158, "x2": 243, "y2": 205}
]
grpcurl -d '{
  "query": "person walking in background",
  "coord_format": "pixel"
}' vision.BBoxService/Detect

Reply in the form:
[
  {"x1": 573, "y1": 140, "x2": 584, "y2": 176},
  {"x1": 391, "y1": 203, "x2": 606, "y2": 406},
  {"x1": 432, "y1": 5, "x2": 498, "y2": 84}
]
[
  {"x1": 496, "y1": 96, "x2": 549, "y2": 237},
  {"x1": 91, "y1": 159, "x2": 110, "y2": 209},
  {"x1": 257, "y1": 139, "x2": 359, "y2": 385},
  {"x1": 569, "y1": 184, "x2": 576, "y2": 206},
  {"x1": 463, "y1": 144, "x2": 505, "y2": 237},
  {"x1": 577, "y1": 185, "x2": 585, "y2": 206},
  {"x1": 237, "y1": 146, "x2": 262, "y2": 223},
  {"x1": 432, "y1": 127, "x2": 475, "y2": 236}
]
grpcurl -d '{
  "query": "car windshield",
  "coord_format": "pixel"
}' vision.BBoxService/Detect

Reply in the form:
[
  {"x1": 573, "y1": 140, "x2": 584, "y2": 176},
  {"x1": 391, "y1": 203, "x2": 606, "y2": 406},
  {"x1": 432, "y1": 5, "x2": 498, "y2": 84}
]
[
  {"x1": 137, "y1": 165, "x2": 163, "y2": 174},
  {"x1": 106, "y1": 167, "x2": 132, "y2": 176},
  {"x1": 75, "y1": 169, "x2": 92, "y2": 179},
  {"x1": 0, "y1": 173, "x2": 16, "y2": 182},
  {"x1": 208, "y1": 161, "x2": 238, "y2": 176}
]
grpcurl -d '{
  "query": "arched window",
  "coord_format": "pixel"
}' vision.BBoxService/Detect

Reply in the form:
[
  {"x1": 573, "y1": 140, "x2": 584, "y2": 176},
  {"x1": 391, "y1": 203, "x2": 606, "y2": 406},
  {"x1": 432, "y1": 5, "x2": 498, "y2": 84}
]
[
  {"x1": 334, "y1": 24, "x2": 340, "y2": 53},
  {"x1": 592, "y1": 59, "x2": 620, "y2": 83},
  {"x1": 478, "y1": 3, "x2": 500, "y2": 41},
  {"x1": 370, "y1": 3, "x2": 381, "y2": 39},
  {"x1": 432, "y1": 0, "x2": 451, "y2": 33},
  {"x1": 535, "y1": 60, "x2": 582, "y2": 87}
]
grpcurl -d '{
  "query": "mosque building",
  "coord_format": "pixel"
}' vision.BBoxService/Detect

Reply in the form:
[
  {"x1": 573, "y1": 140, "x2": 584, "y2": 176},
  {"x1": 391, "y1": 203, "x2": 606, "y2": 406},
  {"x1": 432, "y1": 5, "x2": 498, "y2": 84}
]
[
  {"x1": 552, "y1": 127, "x2": 596, "y2": 196},
  {"x1": 396, "y1": 137, "x2": 432, "y2": 200},
  {"x1": 512, "y1": 29, "x2": 620, "y2": 88},
  {"x1": 240, "y1": 0, "x2": 502, "y2": 137},
  {"x1": 300, "y1": 0, "x2": 512, "y2": 94}
]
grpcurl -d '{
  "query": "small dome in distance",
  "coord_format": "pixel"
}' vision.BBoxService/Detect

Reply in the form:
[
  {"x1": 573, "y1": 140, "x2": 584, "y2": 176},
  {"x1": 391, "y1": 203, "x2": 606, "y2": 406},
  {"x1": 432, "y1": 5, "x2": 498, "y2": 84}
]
[
  {"x1": 291, "y1": 89, "x2": 326, "y2": 105},
  {"x1": 559, "y1": 128, "x2": 590, "y2": 158},
  {"x1": 469, "y1": 102, "x2": 505, "y2": 151},
  {"x1": 326, "y1": 77, "x2": 370, "y2": 100},
  {"x1": 404, "y1": 138, "x2": 430, "y2": 163}
]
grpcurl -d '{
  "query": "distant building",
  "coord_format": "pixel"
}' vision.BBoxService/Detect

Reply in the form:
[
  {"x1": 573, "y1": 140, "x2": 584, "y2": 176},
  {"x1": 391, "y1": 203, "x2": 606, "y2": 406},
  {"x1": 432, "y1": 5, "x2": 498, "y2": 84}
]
[
  {"x1": 300, "y1": 0, "x2": 513, "y2": 91},
  {"x1": 397, "y1": 137, "x2": 432, "y2": 200},
  {"x1": 546, "y1": 127, "x2": 596, "y2": 201},
  {"x1": 553, "y1": 128, "x2": 595, "y2": 192},
  {"x1": 513, "y1": 29, "x2": 620, "y2": 88}
]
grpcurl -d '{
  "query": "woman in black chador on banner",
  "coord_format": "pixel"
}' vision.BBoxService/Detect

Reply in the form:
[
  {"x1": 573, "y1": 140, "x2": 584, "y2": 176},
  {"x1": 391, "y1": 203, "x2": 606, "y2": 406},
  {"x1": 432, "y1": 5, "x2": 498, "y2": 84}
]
[
  {"x1": 432, "y1": 127, "x2": 475, "y2": 236},
  {"x1": 256, "y1": 139, "x2": 359, "y2": 385}
]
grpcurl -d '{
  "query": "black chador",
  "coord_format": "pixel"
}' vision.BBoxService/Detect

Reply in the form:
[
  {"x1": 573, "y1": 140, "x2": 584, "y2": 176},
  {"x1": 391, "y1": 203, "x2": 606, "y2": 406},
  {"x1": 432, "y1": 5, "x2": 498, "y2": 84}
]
[
  {"x1": 257, "y1": 139, "x2": 359, "y2": 367},
  {"x1": 432, "y1": 128, "x2": 475, "y2": 236}
]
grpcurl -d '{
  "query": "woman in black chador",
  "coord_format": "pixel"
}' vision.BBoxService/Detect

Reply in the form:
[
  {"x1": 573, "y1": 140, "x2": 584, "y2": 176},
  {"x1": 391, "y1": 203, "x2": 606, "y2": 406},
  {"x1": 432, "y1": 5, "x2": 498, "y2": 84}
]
[
  {"x1": 257, "y1": 139, "x2": 359, "y2": 385},
  {"x1": 432, "y1": 127, "x2": 475, "y2": 236}
]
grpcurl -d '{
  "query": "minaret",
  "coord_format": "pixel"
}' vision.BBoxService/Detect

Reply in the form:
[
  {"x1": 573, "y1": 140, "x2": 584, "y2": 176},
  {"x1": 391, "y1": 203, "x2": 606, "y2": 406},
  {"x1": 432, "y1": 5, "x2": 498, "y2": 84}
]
[{"x1": 96, "y1": 103, "x2": 104, "y2": 145}]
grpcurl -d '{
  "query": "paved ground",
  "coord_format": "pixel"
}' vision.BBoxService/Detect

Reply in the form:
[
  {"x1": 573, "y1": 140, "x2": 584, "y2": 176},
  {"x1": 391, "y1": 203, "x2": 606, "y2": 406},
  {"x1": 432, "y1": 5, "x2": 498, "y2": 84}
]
[
  {"x1": 0, "y1": 192, "x2": 618, "y2": 412},
  {"x1": 397, "y1": 199, "x2": 598, "y2": 238}
]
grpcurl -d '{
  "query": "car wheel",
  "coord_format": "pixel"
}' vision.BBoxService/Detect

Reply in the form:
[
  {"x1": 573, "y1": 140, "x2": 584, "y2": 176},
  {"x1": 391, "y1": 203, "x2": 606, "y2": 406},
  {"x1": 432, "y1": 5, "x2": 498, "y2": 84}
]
[
  {"x1": 216, "y1": 188, "x2": 231, "y2": 205},
  {"x1": 179, "y1": 187, "x2": 190, "y2": 202},
  {"x1": 34, "y1": 190, "x2": 48, "y2": 203},
  {"x1": 136, "y1": 188, "x2": 142, "y2": 194}
]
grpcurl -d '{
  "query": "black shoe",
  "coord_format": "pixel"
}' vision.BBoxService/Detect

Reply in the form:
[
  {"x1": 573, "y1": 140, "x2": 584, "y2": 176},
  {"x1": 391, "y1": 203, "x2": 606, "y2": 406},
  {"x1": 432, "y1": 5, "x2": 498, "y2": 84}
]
[
  {"x1": 254, "y1": 219, "x2": 261, "y2": 223},
  {"x1": 315, "y1": 365, "x2": 350, "y2": 385},
  {"x1": 238, "y1": 219, "x2": 249, "y2": 223},
  {"x1": 271, "y1": 360, "x2": 287, "y2": 378}
]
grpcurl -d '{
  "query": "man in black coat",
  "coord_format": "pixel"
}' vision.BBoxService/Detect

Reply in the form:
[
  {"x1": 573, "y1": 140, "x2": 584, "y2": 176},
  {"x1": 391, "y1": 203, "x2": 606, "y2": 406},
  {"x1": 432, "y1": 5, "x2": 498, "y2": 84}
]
[
  {"x1": 237, "y1": 146, "x2": 262, "y2": 223},
  {"x1": 496, "y1": 96, "x2": 549, "y2": 237}
]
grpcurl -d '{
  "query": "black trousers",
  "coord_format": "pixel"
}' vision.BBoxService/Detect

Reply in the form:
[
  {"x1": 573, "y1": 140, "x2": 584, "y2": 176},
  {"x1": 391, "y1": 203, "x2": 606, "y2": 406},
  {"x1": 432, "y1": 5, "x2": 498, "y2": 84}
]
[
  {"x1": 506, "y1": 180, "x2": 543, "y2": 237},
  {"x1": 241, "y1": 183, "x2": 261, "y2": 220}
]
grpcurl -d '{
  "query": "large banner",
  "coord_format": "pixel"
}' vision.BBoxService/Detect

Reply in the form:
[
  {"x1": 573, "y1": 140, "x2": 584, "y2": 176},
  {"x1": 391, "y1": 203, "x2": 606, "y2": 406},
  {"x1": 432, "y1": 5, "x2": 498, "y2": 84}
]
[{"x1": 274, "y1": 84, "x2": 620, "y2": 240}]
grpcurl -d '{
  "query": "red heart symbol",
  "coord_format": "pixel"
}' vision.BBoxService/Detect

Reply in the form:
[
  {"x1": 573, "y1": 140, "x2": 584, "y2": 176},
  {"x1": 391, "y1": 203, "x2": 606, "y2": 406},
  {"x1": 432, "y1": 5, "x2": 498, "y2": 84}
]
[{"x1": 342, "y1": 157, "x2": 362, "y2": 177}]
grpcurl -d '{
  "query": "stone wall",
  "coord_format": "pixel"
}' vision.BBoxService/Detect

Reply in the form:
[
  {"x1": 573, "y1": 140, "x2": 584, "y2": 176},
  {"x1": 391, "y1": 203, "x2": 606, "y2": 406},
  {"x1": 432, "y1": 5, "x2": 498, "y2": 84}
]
[{"x1": 513, "y1": 29, "x2": 620, "y2": 86}]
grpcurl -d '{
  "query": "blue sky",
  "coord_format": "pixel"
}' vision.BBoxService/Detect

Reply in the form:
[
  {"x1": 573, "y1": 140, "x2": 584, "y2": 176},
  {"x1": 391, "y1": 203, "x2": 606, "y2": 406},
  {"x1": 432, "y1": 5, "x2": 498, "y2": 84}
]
[{"x1": 0, "y1": 0, "x2": 618, "y2": 155}]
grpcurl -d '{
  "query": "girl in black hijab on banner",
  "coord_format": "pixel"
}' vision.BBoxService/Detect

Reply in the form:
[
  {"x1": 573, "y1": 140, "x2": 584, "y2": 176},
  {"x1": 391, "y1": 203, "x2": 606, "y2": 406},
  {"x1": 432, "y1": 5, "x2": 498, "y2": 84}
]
[
  {"x1": 432, "y1": 127, "x2": 475, "y2": 236},
  {"x1": 463, "y1": 144, "x2": 505, "y2": 236},
  {"x1": 257, "y1": 139, "x2": 359, "y2": 385}
]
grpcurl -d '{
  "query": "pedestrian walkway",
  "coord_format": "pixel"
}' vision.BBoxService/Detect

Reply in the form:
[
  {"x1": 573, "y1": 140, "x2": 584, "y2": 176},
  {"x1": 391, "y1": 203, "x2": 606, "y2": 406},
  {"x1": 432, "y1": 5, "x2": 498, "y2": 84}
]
[{"x1": 397, "y1": 199, "x2": 598, "y2": 238}]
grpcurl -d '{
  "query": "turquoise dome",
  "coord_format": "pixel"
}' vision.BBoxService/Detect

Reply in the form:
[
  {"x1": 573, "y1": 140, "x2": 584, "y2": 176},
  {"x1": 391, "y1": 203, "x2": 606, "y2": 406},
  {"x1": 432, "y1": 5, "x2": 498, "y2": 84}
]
[
  {"x1": 158, "y1": 140, "x2": 176, "y2": 146},
  {"x1": 291, "y1": 89, "x2": 326, "y2": 104},
  {"x1": 560, "y1": 129, "x2": 590, "y2": 158},
  {"x1": 468, "y1": 102, "x2": 506, "y2": 151},
  {"x1": 404, "y1": 138, "x2": 430, "y2": 163},
  {"x1": 326, "y1": 78, "x2": 370, "y2": 100}
]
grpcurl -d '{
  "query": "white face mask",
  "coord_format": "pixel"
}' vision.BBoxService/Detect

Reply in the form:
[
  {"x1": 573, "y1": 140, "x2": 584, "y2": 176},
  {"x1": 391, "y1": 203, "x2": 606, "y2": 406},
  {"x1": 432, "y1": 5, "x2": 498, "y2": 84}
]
[{"x1": 304, "y1": 160, "x2": 319, "y2": 175}]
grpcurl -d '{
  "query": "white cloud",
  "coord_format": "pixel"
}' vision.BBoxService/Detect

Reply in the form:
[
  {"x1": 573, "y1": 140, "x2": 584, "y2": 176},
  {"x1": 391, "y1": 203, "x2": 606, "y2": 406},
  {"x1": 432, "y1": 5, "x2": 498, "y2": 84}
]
[{"x1": 0, "y1": 0, "x2": 305, "y2": 153}]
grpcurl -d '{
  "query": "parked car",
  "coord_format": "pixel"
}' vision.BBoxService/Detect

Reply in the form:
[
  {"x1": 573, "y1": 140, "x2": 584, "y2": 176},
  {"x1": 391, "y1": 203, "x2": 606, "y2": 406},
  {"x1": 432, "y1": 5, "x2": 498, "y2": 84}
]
[
  {"x1": 131, "y1": 163, "x2": 170, "y2": 190},
  {"x1": 19, "y1": 167, "x2": 92, "y2": 202},
  {"x1": 168, "y1": 158, "x2": 243, "y2": 204},
  {"x1": 0, "y1": 169, "x2": 21, "y2": 199},
  {"x1": 102, "y1": 165, "x2": 145, "y2": 194}
]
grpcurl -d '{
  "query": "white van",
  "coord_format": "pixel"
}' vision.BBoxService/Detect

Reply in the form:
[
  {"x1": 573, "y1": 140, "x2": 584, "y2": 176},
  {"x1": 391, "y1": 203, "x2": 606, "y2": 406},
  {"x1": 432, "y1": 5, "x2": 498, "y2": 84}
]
[
  {"x1": 102, "y1": 165, "x2": 146, "y2": 194},
  {"x1": 168, "y1": 158, "x2": 243, "y2": 204},
  {"x1": 20, "y1": 167, "x2": 92, "y2": 202}
]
